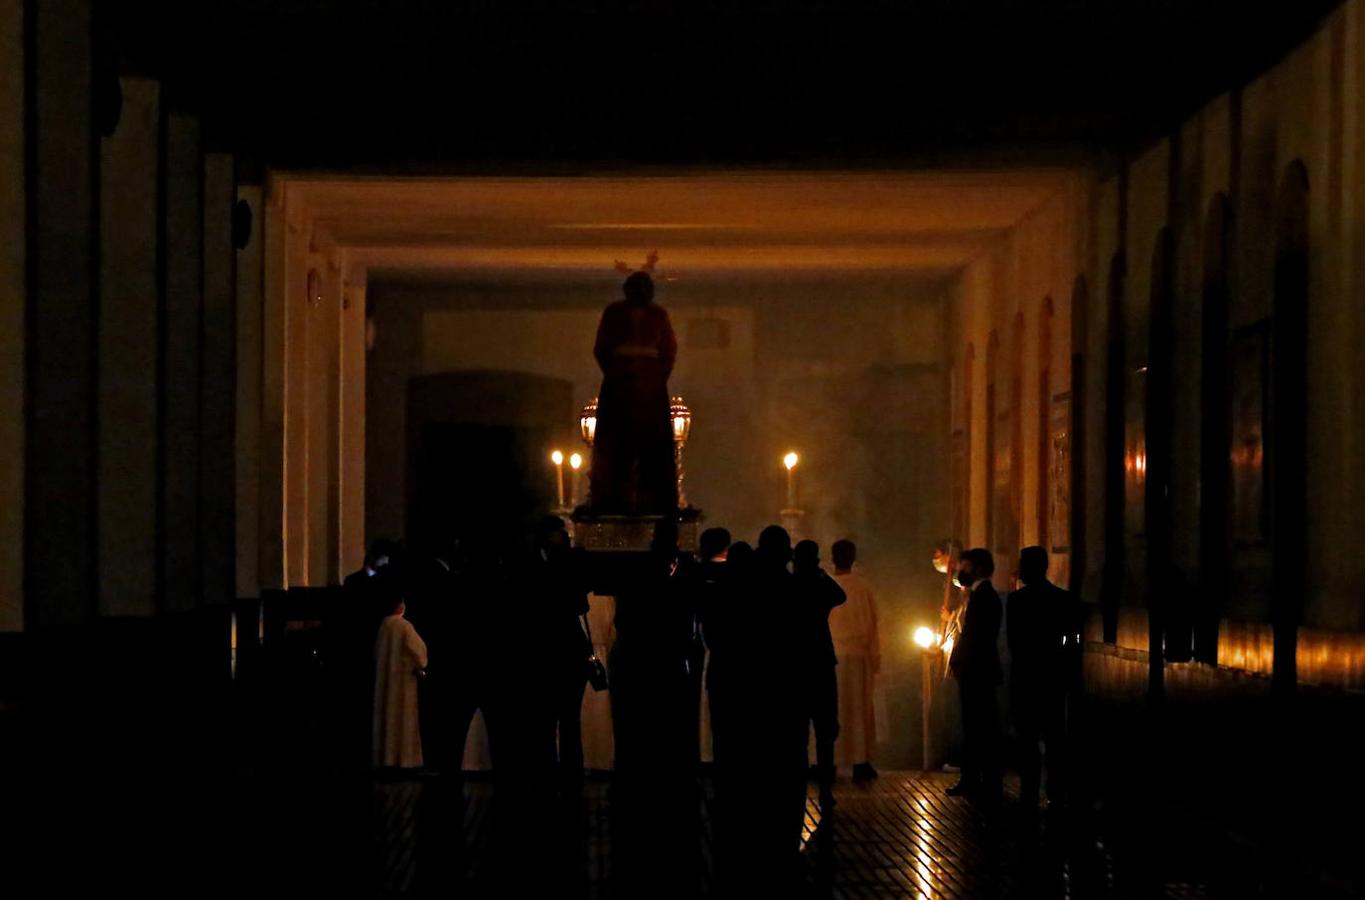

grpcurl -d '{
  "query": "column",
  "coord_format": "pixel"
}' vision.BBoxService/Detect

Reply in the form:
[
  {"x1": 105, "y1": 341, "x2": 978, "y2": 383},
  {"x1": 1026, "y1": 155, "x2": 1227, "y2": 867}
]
[
  {"x1": 283, "y1": 218, "x2": 309, "y2": 587},
  {"x1": 0, "y1": 0, "x2": 24, "y2": 631},
  {"x1": 339, "y1": 269, "x2": 367, "y2": 576},
  {"x1": 161, "y1": 113, "x2": 203, "y2": 613},
  {"x1": 258, "y1": 182, "x2": 287, "y2": 590},
  {"x1": 306, "y1": 256, "x2": 341, "y2": 585},
  {"x1": 98, "y1": 76, "x2": 160, "y2": 617},
  {"x1": 201, "y1": 151, "x2": 237, "y2": 607},
  {"x1": 235, "y1": 184, "x2": 264, "y2": 599},
  {"x1": 27, "y1": 0, "x2": 97, "y2": 628}
]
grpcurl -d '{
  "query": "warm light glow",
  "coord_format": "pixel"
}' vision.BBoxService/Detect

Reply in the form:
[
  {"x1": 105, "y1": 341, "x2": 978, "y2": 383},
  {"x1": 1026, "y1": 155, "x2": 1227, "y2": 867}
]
[
  {"x1": 551, "y1": 450, "x2": 564, "y2": 466},
  {"x1": 913, "y1": 626, "x2": 938, "y2": 649},
  {"x1": 941, "y1": 635, "x2": 955, "y2": 656},
  {"x1": 783, "y1": 451, "x2": 799, "y2": 471},
  {"x1": 569, "y1": 452, "x2": 583, "y2": 470},
  {"x1": 580, "y1": 399, "x2": 599, "y2": 447},
  {"x1": 670, "y1": 396, "x2": 692, "y2": 444}
]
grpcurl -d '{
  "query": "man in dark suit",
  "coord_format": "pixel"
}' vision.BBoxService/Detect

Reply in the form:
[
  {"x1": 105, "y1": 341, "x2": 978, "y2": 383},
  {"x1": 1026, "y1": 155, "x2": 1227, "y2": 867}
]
[
  {"x1": 1007, "y1": 546, "x2": 1082, "y2": 812},
  {"x1": 946, "y1": 547, "x2": 1003, "y2": 800},
  {"x1": 792, "y1": 539, "x2": 846, "y2": 801}
]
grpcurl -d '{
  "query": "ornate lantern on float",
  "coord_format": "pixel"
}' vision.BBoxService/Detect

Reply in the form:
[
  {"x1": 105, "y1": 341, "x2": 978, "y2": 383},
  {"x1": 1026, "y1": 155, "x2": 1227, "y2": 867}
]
[
  {"x1": 579, "y1": 398, "x2": 599, "y2": 448},
  {"x1": 671, "y1": 396, "x2": 692, "y2": 509}
]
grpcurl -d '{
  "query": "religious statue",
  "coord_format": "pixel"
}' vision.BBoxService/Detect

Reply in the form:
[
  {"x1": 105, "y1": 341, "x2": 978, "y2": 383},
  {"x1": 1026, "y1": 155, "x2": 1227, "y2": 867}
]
[{"x1": 590, "y1": 271, "x2": 678, "y2": 515}]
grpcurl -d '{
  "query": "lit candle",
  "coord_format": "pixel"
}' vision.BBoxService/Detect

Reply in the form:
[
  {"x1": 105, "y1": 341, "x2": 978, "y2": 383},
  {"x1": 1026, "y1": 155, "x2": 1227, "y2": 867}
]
[
  {"x1": 783, "y1": 451, "x2": 799, "y2": 509},
  {"x1": 569, "y1": 452, "x2": 583, "y2": 506},
  {"x1": 551, "y1": 450, "x2": 565, "y2": 508}
]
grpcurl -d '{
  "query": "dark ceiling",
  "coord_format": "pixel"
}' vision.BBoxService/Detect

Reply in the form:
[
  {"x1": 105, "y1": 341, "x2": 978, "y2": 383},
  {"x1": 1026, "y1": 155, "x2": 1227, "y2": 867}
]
[{"x1": 110, "y1": 0, "x2": 1343, "y2": 171}]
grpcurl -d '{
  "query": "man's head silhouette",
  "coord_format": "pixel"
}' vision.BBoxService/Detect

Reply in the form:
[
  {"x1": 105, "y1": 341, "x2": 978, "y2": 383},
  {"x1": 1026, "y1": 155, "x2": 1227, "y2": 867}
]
[
  {"x1": 757, "y1": 525, "x2": 792, "y2": 566},
  {"x1": 623, "y1": 271, "x2": 655, "y2": 305},
  {"x1": 700, "y1": 527, "x2": 732, "y2": 562},
  {"x1": 1018, "y1": 546, "x2": 1049, "y2": 585},
  {"x1": 793, "y1": 539, "x2": 820, "y2": 573},
  {"x1": 832, "y1": 539, "x2": 856, "y2": 572}
]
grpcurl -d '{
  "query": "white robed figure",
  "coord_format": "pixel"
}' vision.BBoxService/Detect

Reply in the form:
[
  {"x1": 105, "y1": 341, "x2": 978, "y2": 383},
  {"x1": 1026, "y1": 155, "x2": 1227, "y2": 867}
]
[
  {"x1": 830, "y1": 540, "x2": 882, "y2": 774},
  {"x1": 373, "y1": 600, "x2": 429, "y2": 770}
]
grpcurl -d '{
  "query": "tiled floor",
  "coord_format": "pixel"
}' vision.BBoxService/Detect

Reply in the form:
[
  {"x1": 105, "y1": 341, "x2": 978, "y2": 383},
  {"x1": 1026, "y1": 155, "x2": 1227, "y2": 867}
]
[
  {"x1": 354, "y1": 771, "x2": 1111, "y2": 898},
  {"x1": 6, "y1": 761, "x2": 1354, "y2": 898}
]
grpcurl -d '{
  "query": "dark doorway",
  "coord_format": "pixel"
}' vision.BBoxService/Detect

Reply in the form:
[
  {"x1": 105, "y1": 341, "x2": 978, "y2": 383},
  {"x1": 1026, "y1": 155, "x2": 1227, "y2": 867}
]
[
  {"x1": 402, "y1": 370, "x2": 577, "y2": 554},
  {"x1": 1270, "y1": 160, "x2": 1310, "y2": 694},
  {"x1": 410, "y1": 422, "x2": 549, "y2": 553},
  {"x1": 1197, "y1": 194, "x2": 1232, "y2": 664}
]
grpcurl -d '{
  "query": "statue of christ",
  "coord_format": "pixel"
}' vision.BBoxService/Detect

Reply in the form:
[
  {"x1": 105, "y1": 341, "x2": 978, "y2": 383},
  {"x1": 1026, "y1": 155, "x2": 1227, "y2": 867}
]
[{"x1": 589, "y1": 272, "x2": 679, "y2": 515}]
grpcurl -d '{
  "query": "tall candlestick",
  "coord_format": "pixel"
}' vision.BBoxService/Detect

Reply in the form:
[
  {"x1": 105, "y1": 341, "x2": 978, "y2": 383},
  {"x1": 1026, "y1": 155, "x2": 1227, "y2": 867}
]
[
  {"x1": 551, "y1": 450, "x2": 565, "y2": 508},
  {"x1": 783, "y1": 451, "x2": 799, "y2": 509},
  {"x1": 569, "y1": 453, "x2": 583, "y2": 507}
]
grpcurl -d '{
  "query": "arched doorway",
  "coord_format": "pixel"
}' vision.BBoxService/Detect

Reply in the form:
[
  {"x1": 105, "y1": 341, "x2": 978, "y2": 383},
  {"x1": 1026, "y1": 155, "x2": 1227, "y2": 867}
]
[
  {"x1": 1069, "y1": 277, "x2": 1088, "y2": 596},
  {"x1": 1008, "y1": 311, "x2": 1025, "y2": 573},
  {"x1": 1271, "y1": 160, "x2": 1309, "y2": 693},
  {"x1": 984, "y1": 329, "x2": 1005, "y2": 579},
  {"x1": 1038, "y1": 297, "x2": 1054, "y2": 550},
  {"x1": 1102, "y1": 253, "x2": 1127, "y2": 644},
  {"x1": 1147, "y1": 227, "x2": 1178, "y2": 668},
  {"x1": 1198, "y1": 194, "x2": 1233, "y2": 664},
  {"x1": 953, "y1": 343, "x2": 975, "y2": 547}
]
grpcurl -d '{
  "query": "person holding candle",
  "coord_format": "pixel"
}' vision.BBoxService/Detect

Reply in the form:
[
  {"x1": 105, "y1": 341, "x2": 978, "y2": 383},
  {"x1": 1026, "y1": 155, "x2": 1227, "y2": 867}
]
[{"x1": 946, "y1": 548, "x2": 1003, "y2": 802}]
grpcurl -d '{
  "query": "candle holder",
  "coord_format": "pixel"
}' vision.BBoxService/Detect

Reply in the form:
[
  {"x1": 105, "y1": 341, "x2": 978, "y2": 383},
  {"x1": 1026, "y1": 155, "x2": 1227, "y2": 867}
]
[
  {"x1": 550, "y1": 449, "x2": 567, "y2": 513},
  {"x1": 780, "y1": 450, "x2": 803, "y2": 536}
]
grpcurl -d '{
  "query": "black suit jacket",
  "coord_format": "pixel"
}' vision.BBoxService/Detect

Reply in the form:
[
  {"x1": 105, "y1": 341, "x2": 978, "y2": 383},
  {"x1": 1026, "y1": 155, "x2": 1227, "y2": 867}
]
[
  {"x1": 1006, "y1": 580, "x2": 1081, "y2": 689},
  {"x1": 949, "y1": 581, "x2": 1002, "y2": 685},
  {"x1": 793, "y1": 569, "x2": 847, "y2": 668}
]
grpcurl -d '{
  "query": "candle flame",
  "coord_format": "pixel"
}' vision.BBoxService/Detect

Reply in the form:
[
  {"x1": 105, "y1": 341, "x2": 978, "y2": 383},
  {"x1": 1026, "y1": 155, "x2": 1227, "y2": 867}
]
[
  {"x1": 551, "y1": 450, "x2": 564, "y2": 466},
  {"x1": 783, "y1": 451, "x2": 799, "y2": 471}
]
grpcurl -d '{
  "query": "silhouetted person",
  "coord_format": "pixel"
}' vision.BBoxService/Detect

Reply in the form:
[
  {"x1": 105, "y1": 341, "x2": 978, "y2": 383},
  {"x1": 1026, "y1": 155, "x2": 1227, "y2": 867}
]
[
  {"x1": 373, "y1": 588, "x2": 429, "y2": 771},
  {"x1": 332, "y1": 539, "x2": 398, "y2": 766},
  {"x1": 714, "y1": 526, "x2": 808, "y2": 892},
  {"x1": 830, "y1": 539, "x2": 882, "y2": 782},
  {"x1": 522, "y1": 516, "x2": 592, "y2": 795},
  {"x1": 608, "y1": 517, "x2": 702, "y2": 896},
  {"x1": 946, "y1": 548, "x2": 1003, "y2": 801},
  {"x1": 703, "y1": 537, "x2": 748, "y2": 776},
  {"x1": 687, "y1": 526, "x2": 730, "y2": 766},
  {"x1": 1007, "y1": 546, "x2": 1081, "y2": 812},
  {"x1": 343, "y1": 538, "x2": 399, "y2": 635},
  {"x1": 609, "y1": 516, "x2": 694, "y2": 779},
  {"x1": 401, "y1": 536, "x2": 463, "y2": 772},
  {"x1": 792, "y1": 539, "x2": 846, "y2": 800},
  {"x1": 590, "y1": 271, "x2": 679, "y2": 514}
]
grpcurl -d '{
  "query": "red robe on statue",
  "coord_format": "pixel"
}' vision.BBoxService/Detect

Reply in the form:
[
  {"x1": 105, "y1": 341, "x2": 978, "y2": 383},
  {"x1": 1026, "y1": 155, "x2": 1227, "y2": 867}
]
[{"x1": 590, "y1": 298, "x2": 678, "y2": 515}]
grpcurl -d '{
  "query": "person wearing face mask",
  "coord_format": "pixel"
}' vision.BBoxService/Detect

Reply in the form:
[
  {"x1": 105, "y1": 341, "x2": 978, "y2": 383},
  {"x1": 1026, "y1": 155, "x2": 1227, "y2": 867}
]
[{"x1": 945, "y1": 548, "x2": 1003, "y2": 801}]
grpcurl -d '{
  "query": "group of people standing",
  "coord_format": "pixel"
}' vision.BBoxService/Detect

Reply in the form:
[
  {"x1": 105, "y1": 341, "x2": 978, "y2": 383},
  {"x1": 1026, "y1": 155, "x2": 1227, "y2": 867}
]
[
  {"x1": 336, "y1": 518, "x2": 883, "y2": 797},
  {"x1": 607, "y1": 520, "x2": 882, "y2": 886},
  {"x1": 333, "y1": 520, "x2": 595, "y2": 797},
  {"x1": 333, "y1": 516, "x2": 884, "y2": 887},
  {"x1": 942, "y1": 544, "x2": 1082, "y2": 812}
]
